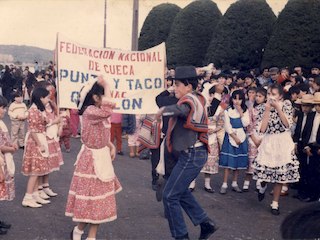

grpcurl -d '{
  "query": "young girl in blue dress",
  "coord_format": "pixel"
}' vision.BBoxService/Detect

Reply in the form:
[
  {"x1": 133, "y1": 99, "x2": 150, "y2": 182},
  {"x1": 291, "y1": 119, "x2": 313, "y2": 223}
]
[{"x1": 219, "y1": 90, "x2": 249, "y2": 194}]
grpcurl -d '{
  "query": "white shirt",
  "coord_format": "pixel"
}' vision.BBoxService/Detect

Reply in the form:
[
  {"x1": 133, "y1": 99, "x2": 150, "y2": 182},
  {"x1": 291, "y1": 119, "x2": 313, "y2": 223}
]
[
  {"x1": 224, "y1": 108, "x2": 250, "y2": 134},
  {"x1": 299, "y1": 113, "x2": 308, "y2": 141},
  {"x1": 309, "y1": 112, "x2": 320, "y2": 143}
]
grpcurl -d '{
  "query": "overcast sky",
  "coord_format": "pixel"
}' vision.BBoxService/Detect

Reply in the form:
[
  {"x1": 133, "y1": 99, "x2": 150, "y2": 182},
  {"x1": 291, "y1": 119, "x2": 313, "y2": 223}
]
[{"x1": 0, "y1": 0, "x2": 288, "y2": 51}]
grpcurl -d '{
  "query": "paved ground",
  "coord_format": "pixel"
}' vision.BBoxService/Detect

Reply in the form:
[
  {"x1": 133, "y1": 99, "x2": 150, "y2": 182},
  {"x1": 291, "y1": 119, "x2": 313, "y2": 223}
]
[{"x1": 0, "y1": 116, "x2": 310, "y2": 240}]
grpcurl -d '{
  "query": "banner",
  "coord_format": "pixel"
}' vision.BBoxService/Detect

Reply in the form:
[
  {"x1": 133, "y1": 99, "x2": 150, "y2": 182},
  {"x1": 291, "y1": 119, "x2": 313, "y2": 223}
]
[{"x1": 56, "y1": 34, "x2": 166, "y2": 114}]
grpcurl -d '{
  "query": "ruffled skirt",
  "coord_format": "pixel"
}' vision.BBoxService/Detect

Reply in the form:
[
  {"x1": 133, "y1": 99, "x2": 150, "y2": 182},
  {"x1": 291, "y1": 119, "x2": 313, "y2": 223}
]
[
  {"x1": 65, "y1": 148, "x2": 122, "y2": 224},
  {"x1": 253, "y1": 131, "x2": 300, "y2": 183}
]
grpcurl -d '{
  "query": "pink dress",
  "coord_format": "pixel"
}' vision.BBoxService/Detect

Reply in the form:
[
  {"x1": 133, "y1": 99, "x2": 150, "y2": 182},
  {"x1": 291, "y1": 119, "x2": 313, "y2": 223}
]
[
  {"x1": 46, "y1": 104, "x2": 64, "y2": 172},
  {"x1": 22, "y1": 105, "x2": 51, "y2": 176},
  {"x1": 246, "y1": 106, "x2": 261, "y2": 174},
  {"x1": 0, "y1": 122, "x2": 15, "y2": 201},
  {"x1": 65, "y1": 103, "x2": 122, "y2": 224}
]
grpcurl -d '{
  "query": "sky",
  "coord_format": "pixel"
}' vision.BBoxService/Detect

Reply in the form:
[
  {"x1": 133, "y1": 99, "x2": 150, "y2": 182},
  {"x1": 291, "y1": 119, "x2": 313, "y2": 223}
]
[{"x1": 0, "y1": 0, "x2": 288, "y2": 51}]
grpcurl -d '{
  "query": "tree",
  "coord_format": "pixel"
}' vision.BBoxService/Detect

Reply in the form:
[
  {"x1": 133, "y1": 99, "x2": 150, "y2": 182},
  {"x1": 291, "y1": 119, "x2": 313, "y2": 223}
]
[
  {"x1": 166, "y1": 0, "x2": 222, "y2": 68},
  {"x1": 138, "y1": 3, "x2": 181, "y2": 51},
  {"x1": 261, "y1": 0, "x2": 320, "y2": 69},
  {"x1": 206, "y1": 0, "x2": 276, "y2": 70}
]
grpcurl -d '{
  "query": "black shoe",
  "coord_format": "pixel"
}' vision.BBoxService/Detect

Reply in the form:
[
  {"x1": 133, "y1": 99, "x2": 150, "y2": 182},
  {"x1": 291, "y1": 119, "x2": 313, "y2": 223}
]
[
  {"x1": 175, "y1": 233, "x2": 189, "y2": 239},
  {"x1": 258, "y1": 192, "x2": 265, "y2": 202},
  {"x1": 152, "y1": 183, "x2": 158, "y2": 191},
  {"x1": 270, "y1": 207, "x2": 280, "y2": 215},
  {"x1": 204, "y1": 187, "x2": 215, "y2": 193},
  {"x1": 117, "y1": 151, "x2": 124, "y2": 155},
  {"x1": 19, "y1": 146, "x2": 24, "y2": 149},
  {"x1": 156, "y1": 179, "x2": 166, "y2": 202},
  {"x1": 0, "y1": 221, "x2": 11, "y2": 229},
  {"x1": 0, "y1": 228, "x2": 8, "y2": 235},
  {"x1": 199, "y1": 219, "x2": 217, "y2": 239}
]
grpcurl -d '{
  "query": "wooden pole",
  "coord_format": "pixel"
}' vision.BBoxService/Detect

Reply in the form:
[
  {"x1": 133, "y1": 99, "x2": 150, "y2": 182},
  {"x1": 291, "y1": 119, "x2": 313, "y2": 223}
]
[
  {"x1": 103, "y1": 0, "x2": 107, "y2": 48},
  {"x1": 131, "y1": 0, "x2": 139, "y2": 51}
]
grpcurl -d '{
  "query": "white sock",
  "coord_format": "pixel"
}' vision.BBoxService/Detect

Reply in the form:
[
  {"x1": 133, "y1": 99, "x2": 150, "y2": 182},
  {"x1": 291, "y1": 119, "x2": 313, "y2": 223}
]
[
  {"x1": 243, "y1": 180, "x2": 250, "y2": 188},
  {"x1": 73, "y1": 226, "x2": 84, "y2": 240},
  {"x1": 270, "y1": 201, "x2": 279, "y2": 209},
  {"x1": 189, "y1": 180, "x2": 196, "y2": 189},
  {"x1": 256, "y1": 180, "x2": 262, "y2": 190},
  {"x1": 204, "y1": 177, "x2": 211, "y2": 189},
  {"x1": 25, "y1": 193, "x2": 33, "y2": 199},
  {"x1": 281, "y1": 185, "x2": 288, "y2": 192},
  {"x1": 43, "y1": 183, "x2": 50, "y2": 188},
  {"x1": 259, "y1": 184, "x2": 267, "y2": 194},
  {"x1": 222, "y1": 182, "x2": 228, "y2": 188},
  {"x1": 231, "y1": 181, "x2": 238, "y2": 188},
  {"x1": 86, "y1": 238, "x2": 96, "y2": 240}
]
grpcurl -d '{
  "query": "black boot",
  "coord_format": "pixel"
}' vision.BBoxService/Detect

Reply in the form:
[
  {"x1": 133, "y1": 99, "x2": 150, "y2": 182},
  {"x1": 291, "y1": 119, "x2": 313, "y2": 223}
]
[
  {"x1": 0, "y1": 221, "x2": 11, "y2": 229},
  {"x1": 199, "y1": 218, "x2": 217, "y2": 239},
  {"x1": 0, "y1": 228, "x2": 7, "y2": 235}
]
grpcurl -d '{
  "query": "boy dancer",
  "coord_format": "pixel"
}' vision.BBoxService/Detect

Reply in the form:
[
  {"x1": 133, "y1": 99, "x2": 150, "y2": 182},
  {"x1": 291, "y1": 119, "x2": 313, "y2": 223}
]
[{"x1": 156, "y1": 66, "x2": 216, "y2": 240}]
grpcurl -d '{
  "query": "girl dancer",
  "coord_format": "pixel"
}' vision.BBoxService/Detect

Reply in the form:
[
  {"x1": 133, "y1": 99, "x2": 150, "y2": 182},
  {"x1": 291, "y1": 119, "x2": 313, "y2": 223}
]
[{"x1": 65, "y1": 76, "x2": 122, "y2": 240}]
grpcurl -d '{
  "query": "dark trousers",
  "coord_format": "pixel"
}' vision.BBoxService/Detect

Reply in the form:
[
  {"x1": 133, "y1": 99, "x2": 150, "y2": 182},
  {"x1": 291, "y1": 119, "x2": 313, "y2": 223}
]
[
  {"x1": 307, "y1": 155, "x2": 320, "y2": 200},
  {"x1": 297, "y1": 147, "x2": 309, "y2": 197}
]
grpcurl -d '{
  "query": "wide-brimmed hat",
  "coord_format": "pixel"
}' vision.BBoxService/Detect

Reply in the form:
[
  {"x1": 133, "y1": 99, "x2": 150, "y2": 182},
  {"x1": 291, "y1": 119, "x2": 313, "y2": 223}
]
[
  {"x1": 313, "y1": 92, "x2": 320, "y2": 104},
  {"x1": 295, "y1": 94, "x2": 314, "y2": 105},
  {"x1": 174, "y1": 66, "x2": 199, "y2": 80}
]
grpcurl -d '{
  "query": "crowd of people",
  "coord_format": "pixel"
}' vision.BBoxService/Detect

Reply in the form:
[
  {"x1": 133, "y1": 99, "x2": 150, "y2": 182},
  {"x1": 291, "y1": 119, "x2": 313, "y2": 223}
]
[{"x1": 0, "y1": 61, "x2": 319, "y2": 239}]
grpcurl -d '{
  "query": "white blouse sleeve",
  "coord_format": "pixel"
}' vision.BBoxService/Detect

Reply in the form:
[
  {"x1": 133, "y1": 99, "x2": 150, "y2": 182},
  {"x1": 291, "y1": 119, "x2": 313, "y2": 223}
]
[
  {"x1": 241, "y1": 110, "x2": 250, "y2": 128},
  {"x1": 224, "y1": 109, "x2": 233, "y2": 134}
]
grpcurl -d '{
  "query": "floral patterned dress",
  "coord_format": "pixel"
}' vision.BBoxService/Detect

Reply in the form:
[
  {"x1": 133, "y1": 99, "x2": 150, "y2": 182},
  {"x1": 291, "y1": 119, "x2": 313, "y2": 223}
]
[
  {"x1": 46, "y1": 104, "x2": 63, "y2": 172},
  {"x1": 22, "y1": 105, "x2": 51, "y2": 176},
  {"x1": 246, "y1": 105, "x2": 263, "y2": 174},
  {"x1": 65, "y1": 103, "x2": 122, "y2": 224},
  {"x1": 0, "y1": 121, "x2": 15, "y2": 201},
  {"x1": 253, "y1": 100, "x2": 300, "y2": 183},
  {"x1": 201, "y1": 109, "x2": 223, "y2": 175}
]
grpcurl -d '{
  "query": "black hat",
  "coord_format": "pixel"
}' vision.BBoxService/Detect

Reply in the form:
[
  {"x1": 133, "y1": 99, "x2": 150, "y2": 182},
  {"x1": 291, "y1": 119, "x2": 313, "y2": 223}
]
[{"x1": 174, "y1": 66, "x2": 199, "y2": 80}]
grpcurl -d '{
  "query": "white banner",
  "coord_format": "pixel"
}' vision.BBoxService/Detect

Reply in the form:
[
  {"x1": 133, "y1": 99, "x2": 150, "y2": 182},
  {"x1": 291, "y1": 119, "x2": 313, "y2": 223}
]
[{"x1": 56, "y1": 34, "x2": 166, "y2": 114}]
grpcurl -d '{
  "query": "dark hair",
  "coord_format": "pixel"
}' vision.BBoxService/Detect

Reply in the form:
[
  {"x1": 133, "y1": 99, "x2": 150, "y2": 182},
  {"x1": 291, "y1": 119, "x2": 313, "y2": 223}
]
[
  {"x1": 31, "y1": 87, "x2": 50, "y2": 112},
  {"x1": 229, "y1": 82, "x2": 238, "y2": 90},
  {"x1": 230, "y1": 89, "x2": 247, "y2": 112},
  {"x1": 297, "y1": 83, "x2": 309, "y2": 93},
  {"x1": 12, "y1": 91, "x2": 23, "y2": 99},
  {"x1": 0, "y1": 96, "x2": 8, "y2": 108},
  {"x1": 294, "y1": 75, "x2": 304, "y2": 85},
  {"x1": 178, "y1": 79, "x2": 198, "y2": 90},
  {"x1": 208, "y1": 85, "x2": 228, "y2": 95},
  {"x1": 247, "y1": 86, "x2": 257, "y2": 93},
  {"x1": 281, "y1": 203, "x2": 320, "y2": 239},
  {"x1": 269, "y1": 83, "x2": 284, "y2": 97},
  {"x1": 315, "y1": 76, "x2": 320, "y2": 86},
  {"x1": 289, "y1": 85, "x2": 300, "y2": 95},
  {"x1": 254, "y1": 87, "x2": 267, "y2": 107},
  {"x1": 78, "y1": 82, "x2": 104, "y2": 115}
]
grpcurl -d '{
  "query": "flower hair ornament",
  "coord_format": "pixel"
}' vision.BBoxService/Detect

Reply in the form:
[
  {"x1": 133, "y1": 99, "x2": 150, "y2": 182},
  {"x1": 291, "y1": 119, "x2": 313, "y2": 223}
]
[{"x1": 77, "y1": 77, "x2": 97, "y2": 110}]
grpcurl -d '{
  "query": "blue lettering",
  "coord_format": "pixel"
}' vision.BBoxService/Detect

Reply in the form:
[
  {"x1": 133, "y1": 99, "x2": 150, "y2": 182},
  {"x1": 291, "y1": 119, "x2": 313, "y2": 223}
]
[
  {"x1": 155, "y1": 78, "x2": 162, "y2": 88},
  {"x1": 145, "y1": 78, "x2": 152, "y2": 89},
  {"x1": 126, "y1": 79, "x2": 134, "y2": 90},
  {"x1": 135, "y1": 79, "x2": 143, "y2": 90},
  {"x1": 113, "y1": 78, "x2": 120, "y2": 89},
  {"x1": 71, "y1": 91, "x2": 80, "y2": 103}
]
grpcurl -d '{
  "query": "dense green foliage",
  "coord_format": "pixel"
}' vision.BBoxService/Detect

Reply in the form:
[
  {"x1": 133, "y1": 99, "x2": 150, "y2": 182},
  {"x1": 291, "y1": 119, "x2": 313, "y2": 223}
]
[
  {"x1": 205, "y1": 0, "x2": 276, "y2": 70},
  {"x1": 166, "y1": 0, "x2": 222, "y2": 68},
  {"x1": 261, "y1": 0, "x2": 320, "y2": 69},
  {"x1": 138, "y1": 3, "x2": 181, "y2": 51}
]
